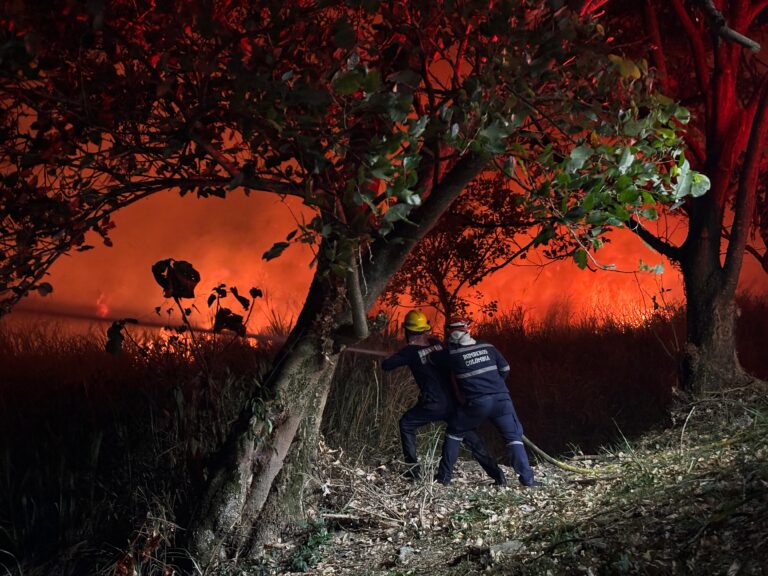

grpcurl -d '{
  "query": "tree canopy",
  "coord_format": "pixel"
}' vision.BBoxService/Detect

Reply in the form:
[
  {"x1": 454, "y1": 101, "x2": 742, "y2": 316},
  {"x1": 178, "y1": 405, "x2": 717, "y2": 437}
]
[{"x1": 2, "y1": 0, "x2": 703, "y2": 320}]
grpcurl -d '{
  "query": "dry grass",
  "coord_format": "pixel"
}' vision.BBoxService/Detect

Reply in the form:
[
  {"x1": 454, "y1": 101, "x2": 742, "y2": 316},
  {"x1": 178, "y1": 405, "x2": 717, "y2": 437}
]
[
  {"x1": 1, "y1": 296, "x2": 766, "y2": 575},
  {"x1": 0, "y1": 319, "x2": 272, "y2": 575}
]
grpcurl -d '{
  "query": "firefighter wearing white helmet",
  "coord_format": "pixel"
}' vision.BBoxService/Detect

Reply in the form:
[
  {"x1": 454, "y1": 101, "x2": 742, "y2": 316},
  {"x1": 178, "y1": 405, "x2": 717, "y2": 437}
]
[
  {"x1": 381, "y1": 310, "x2": 505, "y2": 484},
  {"x1": 433, "y1": 317, "x2": 537, "y2": 487}
]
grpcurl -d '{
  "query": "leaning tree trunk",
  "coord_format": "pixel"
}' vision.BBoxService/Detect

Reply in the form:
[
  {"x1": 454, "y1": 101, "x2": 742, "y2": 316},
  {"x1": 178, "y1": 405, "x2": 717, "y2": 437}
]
[
  {"x1": 188, "y1": 265, "x2": 347, "y2": 565},
  {"x1": 187, "y1": 154, "x2": 487, "y2": 567}
]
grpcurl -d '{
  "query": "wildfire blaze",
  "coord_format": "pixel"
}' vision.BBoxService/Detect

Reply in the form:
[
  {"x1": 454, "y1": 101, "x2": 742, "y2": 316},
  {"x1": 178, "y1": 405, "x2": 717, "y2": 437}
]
[{"x1": 17, "y1": 191, "x2": 767, "y2": 331}]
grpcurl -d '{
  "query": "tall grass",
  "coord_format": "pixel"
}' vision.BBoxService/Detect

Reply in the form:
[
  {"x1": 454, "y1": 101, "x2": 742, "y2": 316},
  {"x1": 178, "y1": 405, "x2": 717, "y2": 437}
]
[
  {"x1": 324, "y1": 296, "x2": 768, "y2": 459},
  {"x1": 1, "y1": 296, "x2": 767, "y2": 573},
  {"x1": 0, "y1": 320, "x2": 273, "y2": 574}
]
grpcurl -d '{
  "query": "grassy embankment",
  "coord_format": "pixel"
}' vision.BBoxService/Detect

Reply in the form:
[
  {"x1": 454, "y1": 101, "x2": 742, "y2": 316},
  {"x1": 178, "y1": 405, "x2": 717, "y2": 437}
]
[{"x1": 0, "y1": 297, "x2": 766, "y2": 575}]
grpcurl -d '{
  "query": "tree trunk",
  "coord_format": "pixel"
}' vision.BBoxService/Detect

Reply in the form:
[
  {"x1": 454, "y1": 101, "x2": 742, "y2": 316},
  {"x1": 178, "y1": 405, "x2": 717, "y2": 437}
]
[
  {"x1": 188, "y1": 267, "x2": 345, "y2": 565},
  {"x1": 680, "y1": 77, "x2": 768, "y2": 394},
  {"x1": 679, "y1": 190, "x2": 747, "y2": 393},
  {"x1": 186, "y1": 154, "x2": 487, "y2": 568},
  {"x1": 681, "y1": 261, "x2": 746, "y2": 393},
  {"x1": 241, "y1": 358, "x2": 336, "y2": 556}
]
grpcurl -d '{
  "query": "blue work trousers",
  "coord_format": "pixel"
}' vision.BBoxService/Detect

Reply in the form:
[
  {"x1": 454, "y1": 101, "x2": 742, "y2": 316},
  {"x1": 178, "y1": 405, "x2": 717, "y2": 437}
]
[
  {"x1": 437, "y1": 393, "x2": 534, "y2": 486},
  {"x1": 399, "y1": 401, "x2": 504, "y2": 483}
]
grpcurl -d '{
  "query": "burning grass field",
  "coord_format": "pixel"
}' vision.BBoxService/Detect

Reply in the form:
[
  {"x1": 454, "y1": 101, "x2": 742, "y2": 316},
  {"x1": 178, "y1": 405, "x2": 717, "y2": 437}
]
[{"x1": 0, "y1": 297, "x2": 767, "y2": 575}]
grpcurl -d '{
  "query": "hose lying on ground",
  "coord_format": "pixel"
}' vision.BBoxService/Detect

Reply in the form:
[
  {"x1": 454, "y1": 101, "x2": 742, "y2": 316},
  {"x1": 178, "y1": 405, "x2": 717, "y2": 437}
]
[{"x1": 522, "y1": 435, "x2": 607, "y2": 476}]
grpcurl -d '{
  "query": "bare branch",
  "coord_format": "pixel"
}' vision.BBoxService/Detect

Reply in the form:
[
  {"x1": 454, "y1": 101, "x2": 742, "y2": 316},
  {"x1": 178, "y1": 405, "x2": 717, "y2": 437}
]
[
  {"x1": 482, "y1": 237, "x2": 537, "y2": 277},
  {"x1": 698, "y1": 0, "x2": 761, "y2": 52},
  {"x1": 627, "y1": 216, "x2": 683, "y2": 261},
  {"x1": 670, "y1": 0, "x2": 711, "y2": 98},
  {"x1": 644, "y1": 0, "x2": 671, "y2": 94},
  {"x1": 748, "y1": 0, "x2": 768, "y2": 27}
]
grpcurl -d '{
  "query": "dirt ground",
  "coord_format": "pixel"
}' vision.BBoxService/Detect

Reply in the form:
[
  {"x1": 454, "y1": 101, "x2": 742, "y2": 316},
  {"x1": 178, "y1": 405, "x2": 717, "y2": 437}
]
[{"x1": 240, "y1": 385, "x2": 768, "y2": 576}]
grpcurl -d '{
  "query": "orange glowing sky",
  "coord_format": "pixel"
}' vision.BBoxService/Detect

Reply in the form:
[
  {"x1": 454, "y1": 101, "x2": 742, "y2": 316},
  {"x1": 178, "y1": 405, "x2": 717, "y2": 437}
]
[{"x1": 15, "y1": 190, "x2": 768, "y2": 330}]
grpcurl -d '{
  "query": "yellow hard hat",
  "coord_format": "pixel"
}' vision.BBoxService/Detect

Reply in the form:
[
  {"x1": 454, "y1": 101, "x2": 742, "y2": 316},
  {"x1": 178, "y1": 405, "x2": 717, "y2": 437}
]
[{"x1": 403, "y1": 310, "x2": 431, "y2": 332}]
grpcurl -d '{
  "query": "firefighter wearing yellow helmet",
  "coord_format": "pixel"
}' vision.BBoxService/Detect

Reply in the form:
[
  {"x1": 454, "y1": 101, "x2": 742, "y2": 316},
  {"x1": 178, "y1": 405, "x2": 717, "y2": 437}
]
[
  {"x1": 380, "y1": 310, "x2": 505, "y2": 485},
  {"x1": 402, "y1": 310, "x2": 431, "y2": 333}
]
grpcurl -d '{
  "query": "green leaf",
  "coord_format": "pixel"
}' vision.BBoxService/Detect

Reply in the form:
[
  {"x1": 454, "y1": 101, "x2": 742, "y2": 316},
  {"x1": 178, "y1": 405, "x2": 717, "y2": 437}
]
[
  {"x1": 608, "y1": 54, "x2": 641, "y2": 79},
  {"x1": 617, "y1": 147, "x2": 634, "y2": 174},
  {"x1": 673, "y1": 159, "x2": 692, "y2": 199},
  {"x1": 674, "y1": 106, "x2": 691, "y2": 125},
  {"x1": 533, "y1": 224, "x2": 555, "y2": 246},
  {"x1": 657, "y1": 127, "x2": 676, "y2": 140},
  {"x1": 383, "y1": 203, "x2": 412, "y2": 223},
  {"x1": 610, "y1": 204, "x2": 631, "y2": 222},
  {"x1": 332, "y1": 70, "x2": 364, "y2": 95},
  {"x1": 478, "y1": 119, "x2": 512, "y2": 154},
  {"x1": 262, "y1": 241, "x2": 291, "y2": 261},
  {"x1": 567, "y1": 145, "x2": 592, "y2": 173},
  {"x1": 405, "y1": 193, "x2": 422, "y2": 206},
  {"x1": 574, "y1": 249, "x2": 588, "y2": 269},
  {"x1": 409, "y1": 115, "x2": 428, "y2": 138},
  {"x1": 618, "y1": 187, "x2": 640, "y2": 204},
  {"x1": 586, "y1": 210, "x2": 606, "y2": 224},
  {"x1": 690, "y1": 172, "x2": 710, "y2": 197},
  {"x1": 363, "y1": 69, "x2": 382, "y2": 92}
]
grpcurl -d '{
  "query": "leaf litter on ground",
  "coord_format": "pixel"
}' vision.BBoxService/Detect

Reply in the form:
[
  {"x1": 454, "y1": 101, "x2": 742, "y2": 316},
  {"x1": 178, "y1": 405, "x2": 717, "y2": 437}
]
[{"x1": 233, "y1": 383, "x2": 768, "y2": 576}]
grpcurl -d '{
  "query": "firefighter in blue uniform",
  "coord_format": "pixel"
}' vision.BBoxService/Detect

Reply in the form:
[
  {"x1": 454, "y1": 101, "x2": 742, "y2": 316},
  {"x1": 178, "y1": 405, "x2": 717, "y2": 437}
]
[
  {"x1": 433, "y1": 317, "x2": 536, "y2": 487},
  {"x1": 381, "y1": 310, "x2": 506, "y2": 484}
]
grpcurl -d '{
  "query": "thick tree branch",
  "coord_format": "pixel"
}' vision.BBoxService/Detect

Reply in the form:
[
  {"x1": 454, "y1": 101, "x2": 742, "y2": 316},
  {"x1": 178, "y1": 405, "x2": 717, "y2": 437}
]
[
  {"x1": 644, "y1": 0, "x2": 671, "y2": 93},
  {"x1": 748, "y1": 0, "x2": 768, "y2": 27},
  {"x1": 698, "y1": 0, "x2": 761, "y2": 52},
  {"x1": 362, "y1": 154, "x2": 488, "y2": 309},
  {"x1": 724, "y1": 83, "x2": 768, "y2": 288},
  {"x1": 579, "y1": 0, "x2": 611, "y2": 16},
  {"x1": 627, "y1": 216, "x2": 683, "y2": 261},
  {"x1": 190, "y1": 133, "x2": 301, "y2": 197},
  {"x1": 721, "y1": 226, "x2": 768, "y2": 271},
  {"x1": 746, "y1": 244, "x2": 768, "y2": 271},
  {"x1": 671, "y1": 0, "x2": 712, "y2": 99}
]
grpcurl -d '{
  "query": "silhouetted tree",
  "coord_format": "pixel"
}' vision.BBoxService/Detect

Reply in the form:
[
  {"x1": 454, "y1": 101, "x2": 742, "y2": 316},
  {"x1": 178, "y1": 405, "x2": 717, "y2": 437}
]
[{"x1": 383, "y1": 171, "x2": 584, "y2": 324}]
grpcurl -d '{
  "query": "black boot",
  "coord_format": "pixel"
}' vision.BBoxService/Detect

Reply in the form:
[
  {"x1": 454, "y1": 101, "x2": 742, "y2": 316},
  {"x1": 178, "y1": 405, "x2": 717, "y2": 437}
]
[{"x1": 402, "y1": 463, "x2": 421, "y2": 481}]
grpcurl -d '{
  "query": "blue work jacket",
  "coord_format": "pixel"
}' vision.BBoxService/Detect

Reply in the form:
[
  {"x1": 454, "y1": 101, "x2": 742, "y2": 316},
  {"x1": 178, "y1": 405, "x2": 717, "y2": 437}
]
[
  {"x1": 432, "y1": 340, "x2": 511, "y2": 398},
  {"x1": 381, "y1": 338, "x2": 453, "y2": 405}
]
